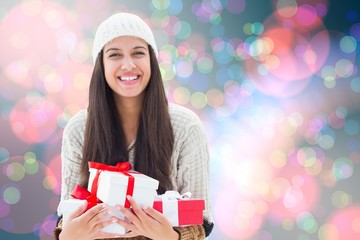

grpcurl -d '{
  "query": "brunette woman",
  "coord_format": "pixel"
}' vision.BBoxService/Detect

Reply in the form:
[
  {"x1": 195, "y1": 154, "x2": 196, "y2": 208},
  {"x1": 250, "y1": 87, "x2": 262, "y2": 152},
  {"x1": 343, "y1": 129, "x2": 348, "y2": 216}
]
[{"x1": 55, "y1": 12, "x2": 213, "y2": 240}]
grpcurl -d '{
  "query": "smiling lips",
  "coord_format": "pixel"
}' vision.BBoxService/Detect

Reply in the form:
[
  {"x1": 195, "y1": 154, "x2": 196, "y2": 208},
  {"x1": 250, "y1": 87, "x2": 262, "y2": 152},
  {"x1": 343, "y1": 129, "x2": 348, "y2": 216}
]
[{"x1": 117, "y1": 75, "x2": 140, "y2": 85}]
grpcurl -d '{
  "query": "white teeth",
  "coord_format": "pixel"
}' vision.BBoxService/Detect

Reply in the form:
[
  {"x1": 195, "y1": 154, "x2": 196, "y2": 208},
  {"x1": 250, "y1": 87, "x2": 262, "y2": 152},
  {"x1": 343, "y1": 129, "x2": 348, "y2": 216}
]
[{"x1": 120, "y1": 76, "x2": 138, "y2": 81}]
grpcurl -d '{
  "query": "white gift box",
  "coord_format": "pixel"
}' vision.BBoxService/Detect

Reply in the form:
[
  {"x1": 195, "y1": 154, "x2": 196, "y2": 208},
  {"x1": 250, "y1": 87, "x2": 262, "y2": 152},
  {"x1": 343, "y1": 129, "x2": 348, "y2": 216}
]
[
  {"x1": 58, "y1": 199, "x2": 127, "y2": 234},
  {"x1": 88, "y1": 167, "x2": 159, "y2": 207}
]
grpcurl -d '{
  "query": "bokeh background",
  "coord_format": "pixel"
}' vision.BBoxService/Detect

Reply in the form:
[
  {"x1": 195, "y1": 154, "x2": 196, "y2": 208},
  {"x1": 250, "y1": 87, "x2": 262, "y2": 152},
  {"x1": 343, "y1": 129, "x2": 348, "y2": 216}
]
[{"x1": 0, "y1": 0, "x2": 359, "y2": 239}]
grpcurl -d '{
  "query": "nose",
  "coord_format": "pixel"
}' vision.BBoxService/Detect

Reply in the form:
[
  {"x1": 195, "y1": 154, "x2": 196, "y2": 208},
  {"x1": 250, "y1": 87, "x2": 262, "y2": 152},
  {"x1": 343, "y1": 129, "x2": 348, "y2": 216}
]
[{"x1": 121, "y1": 56, "x2": 136, "y2": 71}]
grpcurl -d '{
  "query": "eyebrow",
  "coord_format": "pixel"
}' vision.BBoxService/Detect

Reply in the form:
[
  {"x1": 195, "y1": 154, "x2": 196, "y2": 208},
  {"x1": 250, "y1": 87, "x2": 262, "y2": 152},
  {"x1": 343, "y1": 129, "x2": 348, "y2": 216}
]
[{"x1": 105, "y1": 46, "x2": 148, "y2": 53}]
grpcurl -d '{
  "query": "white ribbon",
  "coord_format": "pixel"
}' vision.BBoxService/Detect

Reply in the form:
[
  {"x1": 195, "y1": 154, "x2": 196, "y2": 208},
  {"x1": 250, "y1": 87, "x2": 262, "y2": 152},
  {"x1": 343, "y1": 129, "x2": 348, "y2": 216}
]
[
  {"x1": 157, "y1": 191, "x2": 192, "y2": 226},
  {"x1": 158, "y1": 190, "x2": 192, "y2": 200}
]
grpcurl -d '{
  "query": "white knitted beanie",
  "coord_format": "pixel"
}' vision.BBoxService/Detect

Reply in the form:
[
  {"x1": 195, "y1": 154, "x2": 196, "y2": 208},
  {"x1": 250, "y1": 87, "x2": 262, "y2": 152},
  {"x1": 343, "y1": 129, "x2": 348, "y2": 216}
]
[{"x1": 92, "y1": 12, "x2": 158, "y2": 63}]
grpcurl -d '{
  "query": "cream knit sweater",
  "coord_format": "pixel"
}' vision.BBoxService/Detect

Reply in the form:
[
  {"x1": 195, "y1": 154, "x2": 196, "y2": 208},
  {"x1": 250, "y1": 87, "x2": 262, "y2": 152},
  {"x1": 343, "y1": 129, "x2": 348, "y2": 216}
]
[{"x1": 57, "y1": 103, "x2": 213, "y2": 231}]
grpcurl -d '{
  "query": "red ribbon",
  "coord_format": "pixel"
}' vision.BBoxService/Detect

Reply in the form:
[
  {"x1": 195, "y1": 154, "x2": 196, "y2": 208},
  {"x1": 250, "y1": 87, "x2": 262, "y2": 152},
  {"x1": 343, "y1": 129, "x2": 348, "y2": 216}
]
[
  {"x1": 71, "y1": 184, "x2": 102, "y2": 211},
  {"x1": 88, "y1": 161, "x2": 134, "y2": 208}
]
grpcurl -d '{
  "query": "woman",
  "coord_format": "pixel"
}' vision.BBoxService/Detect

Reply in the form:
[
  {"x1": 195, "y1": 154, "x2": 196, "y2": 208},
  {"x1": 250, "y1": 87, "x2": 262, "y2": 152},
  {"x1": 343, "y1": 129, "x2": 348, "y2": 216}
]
[{"x1": 55, "y1": 12, "x2": 214, "y2": 240}]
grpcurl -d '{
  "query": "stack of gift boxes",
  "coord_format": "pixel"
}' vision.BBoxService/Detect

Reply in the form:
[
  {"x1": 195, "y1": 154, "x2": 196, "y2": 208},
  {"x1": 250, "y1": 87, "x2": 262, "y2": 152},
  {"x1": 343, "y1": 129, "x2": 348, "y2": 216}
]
[{"x1": 58, "y1": 162, "x2": 205, "y2": 234}]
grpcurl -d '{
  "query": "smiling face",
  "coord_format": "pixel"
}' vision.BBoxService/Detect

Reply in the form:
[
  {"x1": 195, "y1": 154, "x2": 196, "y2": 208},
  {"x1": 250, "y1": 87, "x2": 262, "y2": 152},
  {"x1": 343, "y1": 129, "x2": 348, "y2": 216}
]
[{"x1": 103, "y1": 36, "x2": 151, "y2": 103}]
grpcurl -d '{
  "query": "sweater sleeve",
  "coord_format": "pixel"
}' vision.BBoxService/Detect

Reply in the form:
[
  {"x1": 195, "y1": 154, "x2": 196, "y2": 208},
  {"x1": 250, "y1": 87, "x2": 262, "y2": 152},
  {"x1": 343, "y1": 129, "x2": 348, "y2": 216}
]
[
  {"x1": 58, "y1": 110, "x2": 86, "y2": 213},
  {"x1": 177, "y1": 120, "x2": 212, "y2": 219},
  {"x1": 170, "y1": 105, "x2": 214, "y2": 237}
]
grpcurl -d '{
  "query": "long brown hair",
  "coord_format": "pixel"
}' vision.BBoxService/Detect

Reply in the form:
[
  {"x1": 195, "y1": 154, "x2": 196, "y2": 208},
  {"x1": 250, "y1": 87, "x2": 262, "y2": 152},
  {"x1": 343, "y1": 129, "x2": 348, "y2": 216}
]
[{"x1": 80, "y1": 45, "x2": 174, "y2": 194}]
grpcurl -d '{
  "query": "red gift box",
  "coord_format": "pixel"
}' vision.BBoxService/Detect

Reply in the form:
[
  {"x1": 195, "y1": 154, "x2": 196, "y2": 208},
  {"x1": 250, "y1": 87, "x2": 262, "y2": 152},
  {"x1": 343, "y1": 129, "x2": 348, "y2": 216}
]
[{"x1": 152, "y1": 191, "x2": 205, "y2": 226}]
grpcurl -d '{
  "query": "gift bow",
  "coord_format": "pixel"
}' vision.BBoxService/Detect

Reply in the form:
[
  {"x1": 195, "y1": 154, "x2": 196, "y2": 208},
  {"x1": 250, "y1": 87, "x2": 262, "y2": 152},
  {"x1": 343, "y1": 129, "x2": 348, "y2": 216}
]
[
  {"x1": 89, "y1": 161, "x2": 132, "y2": 172},
  {"x1": 88, "y1": 161, "x2": 134, "y2": 208},
  {"x1": 71, "y1": 161, "x2": 134, "y2": 209},
  {"x1": 158, "y1": 191, "x2": 192, "y2": 200},
  {"x1": 71, "y1": 184, "x2": 102, "y2": 211}
]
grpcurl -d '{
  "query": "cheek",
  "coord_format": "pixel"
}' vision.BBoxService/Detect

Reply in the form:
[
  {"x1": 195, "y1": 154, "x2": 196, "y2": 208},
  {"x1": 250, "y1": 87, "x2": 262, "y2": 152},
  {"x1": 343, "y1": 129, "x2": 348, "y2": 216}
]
[
  {"x1": 146, "y1": 65, "x2": 151, "y2": 76},
  {"x1": 103, "y1": 62, "x2": 115, "y2": 78},
  {"x1": 141, "y1": 56, "x2": 151, "y2": 74},
  {"x1": 140, "y1": 61, "x2": 151, "y2": 75}
]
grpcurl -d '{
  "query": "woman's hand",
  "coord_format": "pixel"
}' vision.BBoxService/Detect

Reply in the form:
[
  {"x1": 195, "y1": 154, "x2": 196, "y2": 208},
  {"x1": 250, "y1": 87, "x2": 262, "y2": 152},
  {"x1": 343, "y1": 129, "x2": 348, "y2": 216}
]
[
  {"x1": 59, "y1": 201, "x2": 122, "y2": 240},
  {"x1": 114, "y1": 196, "x2": 179, "y2": 240}
]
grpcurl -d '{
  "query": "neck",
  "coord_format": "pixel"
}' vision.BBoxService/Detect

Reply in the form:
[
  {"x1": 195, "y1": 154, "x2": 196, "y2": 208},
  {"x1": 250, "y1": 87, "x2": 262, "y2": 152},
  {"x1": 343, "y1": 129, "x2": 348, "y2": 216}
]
[
  {"x1": 114, "y1": 91, "x2": 144, "y2": 114},
  {"x1": 118, "y1": 100, "x2": 142, "y2": 120},
  {"x1": 114, "y1": 95, "x2": 143, "y2": 145}
]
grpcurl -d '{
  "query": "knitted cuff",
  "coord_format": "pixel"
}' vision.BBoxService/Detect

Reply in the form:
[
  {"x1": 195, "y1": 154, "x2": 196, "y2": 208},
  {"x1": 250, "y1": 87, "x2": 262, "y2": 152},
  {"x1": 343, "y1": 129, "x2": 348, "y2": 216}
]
[{"x1": 174, "y1": 225, "x2": 205, "y2": 240}]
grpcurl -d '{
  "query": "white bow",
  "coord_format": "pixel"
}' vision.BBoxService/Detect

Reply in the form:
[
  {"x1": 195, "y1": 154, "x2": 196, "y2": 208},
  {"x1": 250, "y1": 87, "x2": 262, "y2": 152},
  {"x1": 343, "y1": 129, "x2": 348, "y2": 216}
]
[{"x1": 158, "y1": 190, "x2": 192, "y2": 200}]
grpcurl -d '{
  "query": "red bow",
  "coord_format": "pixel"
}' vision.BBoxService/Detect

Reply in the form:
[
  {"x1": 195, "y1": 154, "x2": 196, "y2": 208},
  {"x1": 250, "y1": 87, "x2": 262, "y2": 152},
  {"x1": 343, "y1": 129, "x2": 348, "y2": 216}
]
[
  {"x1": 71, "y1": 185, "x2": 102, "y2": 210},
  {"x1": 89, "y1": 161, "x2": 131, "y2": 172}
]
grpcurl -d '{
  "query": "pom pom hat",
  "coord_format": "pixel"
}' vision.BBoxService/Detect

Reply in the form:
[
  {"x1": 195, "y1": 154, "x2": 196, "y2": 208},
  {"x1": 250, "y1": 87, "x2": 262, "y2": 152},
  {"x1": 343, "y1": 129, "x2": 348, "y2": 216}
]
[{"x1": 92, "y1": 12, "x2": 158, "y2": 63}]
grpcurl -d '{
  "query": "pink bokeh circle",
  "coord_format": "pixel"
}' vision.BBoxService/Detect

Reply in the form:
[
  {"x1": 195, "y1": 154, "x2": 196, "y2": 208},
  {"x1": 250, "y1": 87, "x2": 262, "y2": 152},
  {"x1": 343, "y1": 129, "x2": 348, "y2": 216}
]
[
  {"x1": 324, "y1": 206, "x2": 360, "y2": 240},
  {"x1": 244, "y1": 7, "x2": 330, "y2": 97},
  {"x1": 9, "y1": 95, "x2": 62, "y2": 143},
  {"x1": 267, "y1": 163, "x2": 320, "y2": 220}
]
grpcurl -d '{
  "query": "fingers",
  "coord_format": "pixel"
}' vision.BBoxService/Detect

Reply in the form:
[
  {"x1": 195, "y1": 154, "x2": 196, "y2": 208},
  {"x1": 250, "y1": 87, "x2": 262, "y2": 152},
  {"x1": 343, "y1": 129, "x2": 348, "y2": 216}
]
[
  {"x1": 117, "y1": 204, "x2": 141, "y2": 228},
  {"x1": 126, "y1": 195, "x2": 169, "y2": 226},
  {"x1": 67, "y1": 200, "x2": 87, "y2": 221},
  {"x1": 93, "y1": 216, "x2": 116, "y2": 232},
  {"x1": 142, "y1": 205, "x2": 169, "y2": 225},
  {"x1": 120, "y1": 195, "x2": 157, "y2": 230},
  {"x1": 117, "y1": 196, "x2": 167, "y2": 233},
  {"x1": 127, "y1": 196, "x2": 148, "y2": 220},
  {"x1": 63, "y1": 201, "x2": 126, "y2": 239},
  {"x1": 114, "y1": 197, "x2": 177, "y2": 240},
  {"x1": 81, "y1": 203, "x2": 108, "y2": 223},
  {"x1": 93, "y1": 218, "x2": 124, "y2": 239}
]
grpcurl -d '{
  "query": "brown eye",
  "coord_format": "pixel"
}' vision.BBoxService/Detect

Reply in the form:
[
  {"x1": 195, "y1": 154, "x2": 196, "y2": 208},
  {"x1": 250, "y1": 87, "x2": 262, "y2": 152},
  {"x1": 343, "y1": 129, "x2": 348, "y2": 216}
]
[
  {"x1": 109, "y1": 53, "x2": 122, "y2": 57},
  {"x1": 133, "y1": 51, "x2": 145, "y2": 56}
]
